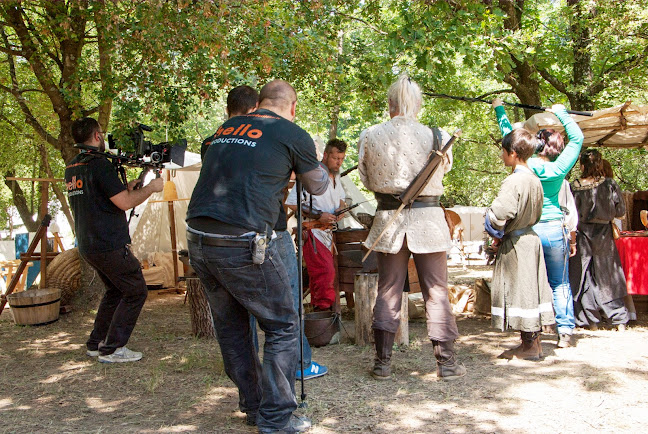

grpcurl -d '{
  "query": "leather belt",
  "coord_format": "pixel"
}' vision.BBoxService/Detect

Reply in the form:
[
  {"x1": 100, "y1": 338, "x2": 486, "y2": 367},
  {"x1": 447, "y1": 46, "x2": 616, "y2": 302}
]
[
  {"x1": 375, "y1": 192, "x2": 440, "y2": 211},
  {"x1": 187, "y1": 231, "x2": 250, "y2": 247},
  {"x1": 586, "y1": 218, "x2": 611, "y2": 225},
  {"x1": 506, "y1": 226, "x2": 533, "y2": 238}
]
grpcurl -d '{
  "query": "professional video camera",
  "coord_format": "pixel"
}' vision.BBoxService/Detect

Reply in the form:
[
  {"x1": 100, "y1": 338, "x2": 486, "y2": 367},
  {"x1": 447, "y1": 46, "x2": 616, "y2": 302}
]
[
  {"x1": 75, "y1": 123, "x2": 187, "y2": 181},
  {"x1": 107, "y1": 123, "x2": 187, "y2": 168}
]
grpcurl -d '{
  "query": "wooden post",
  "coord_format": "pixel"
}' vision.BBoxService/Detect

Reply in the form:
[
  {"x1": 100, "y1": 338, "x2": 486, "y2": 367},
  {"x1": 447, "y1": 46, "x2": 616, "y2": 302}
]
[
  {"x1": 39, "y1": 181, "x2": 49, "y2": 289},
  {"x1": 166, "y1": 172, "x2": 181, "y2": 293},
  {"x1": 354, "y1": 272, "x2": 408, "y2": 347},
  {"x1": 186, "y1": 278, "x2": 216, "y2": 339}
]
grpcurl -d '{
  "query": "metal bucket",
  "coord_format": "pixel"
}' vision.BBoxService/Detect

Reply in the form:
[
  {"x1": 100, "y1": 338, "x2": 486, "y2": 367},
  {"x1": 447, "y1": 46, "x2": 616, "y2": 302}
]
[{"x1": 304, "y1": 311, "x2": 340, "y2": 347}]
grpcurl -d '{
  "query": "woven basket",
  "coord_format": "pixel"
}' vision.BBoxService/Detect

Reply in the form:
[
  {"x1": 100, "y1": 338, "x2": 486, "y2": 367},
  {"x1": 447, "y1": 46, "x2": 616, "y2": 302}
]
[{"x1": 46, "y1": 248, "x2": 81, "y2": 306}]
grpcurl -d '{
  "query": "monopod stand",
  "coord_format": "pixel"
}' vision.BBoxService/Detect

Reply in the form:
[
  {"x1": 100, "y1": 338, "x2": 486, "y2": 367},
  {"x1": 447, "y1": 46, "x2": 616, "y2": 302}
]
[{"x1": 296, "y1": 178, "x2": 308, "y2": 408}]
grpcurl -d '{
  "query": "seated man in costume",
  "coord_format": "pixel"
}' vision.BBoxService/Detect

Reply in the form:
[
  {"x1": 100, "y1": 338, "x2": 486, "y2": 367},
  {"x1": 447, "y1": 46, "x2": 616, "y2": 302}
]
[{"x1": 286, "y1": 138, "x2": 348, "y2": 312}]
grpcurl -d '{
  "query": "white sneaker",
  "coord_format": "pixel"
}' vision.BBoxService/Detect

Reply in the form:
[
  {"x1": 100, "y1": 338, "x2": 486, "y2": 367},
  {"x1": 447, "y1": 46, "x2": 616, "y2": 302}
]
[
  {"x1": 98, "y1": 347, "x2": 143, "y2": 363},
  {"x1": 86, "y1": 349, "x2": 99, "y2": 357}
]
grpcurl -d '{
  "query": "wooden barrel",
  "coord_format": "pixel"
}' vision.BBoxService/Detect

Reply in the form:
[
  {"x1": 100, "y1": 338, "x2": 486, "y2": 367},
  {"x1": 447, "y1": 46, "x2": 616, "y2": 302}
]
[
  {"x1": 7, "y1": 288, "x2": 61, "y2": 326},
  {"x1": 335, "y1": 229, "x2": 371, "y2": 309}
]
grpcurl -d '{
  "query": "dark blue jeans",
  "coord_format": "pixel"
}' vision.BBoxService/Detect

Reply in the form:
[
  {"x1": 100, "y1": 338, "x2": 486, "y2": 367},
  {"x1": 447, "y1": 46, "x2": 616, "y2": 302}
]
[
  {"x1": 83, "y1": 246, "x2": 148, "y2": 356},
  {"x1": 251, "y1": 230, "x2": 312, "y2": 366},
  {"x1": 188, "y1": 234, "x2": 298, "y2": 431}
]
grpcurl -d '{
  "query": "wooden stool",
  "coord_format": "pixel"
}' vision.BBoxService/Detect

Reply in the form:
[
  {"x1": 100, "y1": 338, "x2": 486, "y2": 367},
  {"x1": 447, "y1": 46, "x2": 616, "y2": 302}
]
[{"x1": 354, "y1": 272, "x2": 408, "y2": 347}]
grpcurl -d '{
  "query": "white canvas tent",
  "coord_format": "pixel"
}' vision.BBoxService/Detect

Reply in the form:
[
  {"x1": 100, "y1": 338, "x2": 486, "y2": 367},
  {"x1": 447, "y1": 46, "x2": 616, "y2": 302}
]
[
  {"x1": 524, "y1": 102, "x2": 648, "y2": 149},
  {"x1": 129, "y1": 153, "x2": 201, "y2": 261}
]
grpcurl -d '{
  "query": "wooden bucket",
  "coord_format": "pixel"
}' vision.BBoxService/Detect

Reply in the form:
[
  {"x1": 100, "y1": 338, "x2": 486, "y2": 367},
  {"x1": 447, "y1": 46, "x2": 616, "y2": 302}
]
[
  {"x1": 7, "y1": 288, "x2": 61, "y2": 326},
  {"x1": 304, "y1": 311, "x2": 340, "y2": 347}
]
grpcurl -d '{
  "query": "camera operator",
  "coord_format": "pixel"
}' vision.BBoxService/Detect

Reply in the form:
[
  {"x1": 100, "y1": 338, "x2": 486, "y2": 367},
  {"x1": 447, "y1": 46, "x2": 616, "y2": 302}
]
[
  {"x1": 186, "y1": 80, "x2": 328, "y2": 433},
  {"x1": 65, "y1": 117, "x2": 163, "y2": 363}
]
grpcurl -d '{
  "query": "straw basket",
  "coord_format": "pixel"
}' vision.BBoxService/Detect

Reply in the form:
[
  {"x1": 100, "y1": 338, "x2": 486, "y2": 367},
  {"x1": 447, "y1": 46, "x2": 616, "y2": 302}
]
[{"x1": 7, "y1": 288, "x2": 61, "y2": 326}]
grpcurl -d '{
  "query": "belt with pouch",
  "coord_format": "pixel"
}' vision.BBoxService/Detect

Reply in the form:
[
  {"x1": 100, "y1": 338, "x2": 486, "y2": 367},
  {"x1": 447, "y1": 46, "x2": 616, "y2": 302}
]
[
  {"x1": 187, "y1": 231, "x2": 251, "y2": 247},
  {"x1": 375, "y1": 192, "x2": 440, "y2": 211},
  {"x1": 586, "y1": 218, "x2": 611, "y2": 225},
  {"x1": 506, "y1": 226, "x2": 533, "y2": 238}
]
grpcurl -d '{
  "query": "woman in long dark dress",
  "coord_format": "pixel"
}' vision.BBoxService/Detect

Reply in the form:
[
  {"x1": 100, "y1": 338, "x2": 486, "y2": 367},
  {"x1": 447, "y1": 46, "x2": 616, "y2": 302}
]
[{"x1": 569, "y1": 149, "x2": 629, "y2": 329}]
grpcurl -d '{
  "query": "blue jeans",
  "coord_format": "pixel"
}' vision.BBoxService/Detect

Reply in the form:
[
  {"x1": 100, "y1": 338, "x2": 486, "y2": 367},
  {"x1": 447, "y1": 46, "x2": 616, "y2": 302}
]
[
  {"x1": 534, "y1": 220, "x2": 575, "y2": 335},
  {"x1": 188, "y1": 234, "x2": 298, "y2": 431},
  {"x1": 250, "y1": 231, "x2": 313, "y2": 366}
]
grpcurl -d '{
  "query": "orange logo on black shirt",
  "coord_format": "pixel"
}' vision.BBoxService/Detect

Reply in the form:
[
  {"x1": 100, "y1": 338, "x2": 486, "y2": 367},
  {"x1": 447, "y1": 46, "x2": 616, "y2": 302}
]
[
  {"x1": 66, "y1": 175, "x2": 84, "y2": 197},
  {"x1": 211, "y1": 123, "x2": 262, "y2": 148},
  {"x1": 67, "y1": 175, "x2": 83, "y2": 191},
  {"x1": 216, "y1": 124, "x2": 262, "y2": 139}
]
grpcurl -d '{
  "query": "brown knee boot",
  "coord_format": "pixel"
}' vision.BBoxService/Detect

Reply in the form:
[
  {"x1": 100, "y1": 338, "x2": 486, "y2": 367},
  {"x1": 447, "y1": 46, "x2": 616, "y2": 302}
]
[
  {"x1": 372, "y1": 329, "x2": 396, "y2": 380},
  {"x1": 498, "y1": 331, "x2": 542, "y2": 361},
  {"x1": 432, "y1": 340, "x2": 466, "y2": 381}
]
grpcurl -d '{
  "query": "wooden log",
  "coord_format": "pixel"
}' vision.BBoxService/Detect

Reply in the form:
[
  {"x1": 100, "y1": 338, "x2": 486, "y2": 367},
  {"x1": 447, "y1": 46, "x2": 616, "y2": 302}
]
[
  {"x1": 186, "y1": 278, "x2": 216, "y2": 339},
  {"x1": 354, "y1": 272, "x2": 408, "y2": 347}
]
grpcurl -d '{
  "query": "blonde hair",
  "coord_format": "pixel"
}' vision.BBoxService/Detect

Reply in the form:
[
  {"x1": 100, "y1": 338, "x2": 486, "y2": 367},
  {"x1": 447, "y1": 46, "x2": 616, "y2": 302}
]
[{"x1": 387, "y1": 75, "x2": 422, "y2": 118}]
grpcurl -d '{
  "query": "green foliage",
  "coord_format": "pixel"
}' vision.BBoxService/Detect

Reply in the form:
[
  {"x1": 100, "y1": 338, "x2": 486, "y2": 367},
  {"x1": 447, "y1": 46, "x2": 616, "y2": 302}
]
[{"x1": 0, "y1": 0, "x2": 648, "y2": 231}]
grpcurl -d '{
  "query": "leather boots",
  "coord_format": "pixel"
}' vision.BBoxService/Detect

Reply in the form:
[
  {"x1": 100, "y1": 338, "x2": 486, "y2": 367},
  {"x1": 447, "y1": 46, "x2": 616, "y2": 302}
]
[
  {"x1": 371, "y1": 329, "x2": 396, "y2": 380},
  {"x1": 432, "y1": 340, "x2": 467, "y2": 381},
  {"x1": 498, "y1": 331, "x2": 542, "y2": 360}
]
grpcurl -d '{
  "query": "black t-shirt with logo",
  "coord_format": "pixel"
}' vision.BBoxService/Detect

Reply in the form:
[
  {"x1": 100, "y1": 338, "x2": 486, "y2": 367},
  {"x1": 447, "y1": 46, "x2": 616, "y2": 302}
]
[
  {"x1": 188, "y1": 108, "x2": 319, "y2": 234},
  {"x1": 65, "y1": 151, "x2": 129, "y2": 254}
]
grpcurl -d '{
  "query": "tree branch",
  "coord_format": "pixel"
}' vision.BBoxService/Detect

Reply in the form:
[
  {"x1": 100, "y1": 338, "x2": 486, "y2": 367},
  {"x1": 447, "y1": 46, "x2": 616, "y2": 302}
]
[
  {"x1": 4, "y1": 170, "x2": 38, "y2": 232},
  {"x1": 22, "y1": 10, "x2": 63, "y2": 70},
  {"x1": 536, "y1": 66, "x2": 568, "y2": 94},
  {"x1": 38, "y1": 143, "x2": 74, "y2": 233},
  {"x1": 0, "y1": 5, "x2": 70, "y2": 120},
  {"x1": 333, "y1": 11, "x2": 388, "y2": 35},
  {"x1": 0, "y1": 29, "x2": 59, "y2": 148}
]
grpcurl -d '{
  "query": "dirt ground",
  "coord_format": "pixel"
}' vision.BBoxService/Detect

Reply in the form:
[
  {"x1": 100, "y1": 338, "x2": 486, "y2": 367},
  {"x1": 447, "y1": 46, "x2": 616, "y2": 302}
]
[{"x1": 1, "y1": 264, "x2": 648, "y2": 433}]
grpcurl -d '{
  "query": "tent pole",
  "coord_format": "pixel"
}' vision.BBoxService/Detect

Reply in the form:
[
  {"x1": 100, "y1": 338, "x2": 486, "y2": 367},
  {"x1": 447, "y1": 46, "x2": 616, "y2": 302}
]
[{"x1": 166, "y1": 170, "x2": 181, "y2": 294}]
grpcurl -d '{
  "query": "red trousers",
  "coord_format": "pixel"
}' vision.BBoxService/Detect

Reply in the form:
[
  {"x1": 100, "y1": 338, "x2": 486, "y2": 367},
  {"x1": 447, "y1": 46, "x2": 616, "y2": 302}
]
[{"x1": 303, "y1": 231, "x2": 336, "y2": 310}]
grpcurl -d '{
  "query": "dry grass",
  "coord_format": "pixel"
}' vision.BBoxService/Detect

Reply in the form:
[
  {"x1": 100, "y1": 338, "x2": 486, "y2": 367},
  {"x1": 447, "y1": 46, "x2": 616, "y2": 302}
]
[{"x1": 1, "y1": 265, "x2": 648, "y2": 433}]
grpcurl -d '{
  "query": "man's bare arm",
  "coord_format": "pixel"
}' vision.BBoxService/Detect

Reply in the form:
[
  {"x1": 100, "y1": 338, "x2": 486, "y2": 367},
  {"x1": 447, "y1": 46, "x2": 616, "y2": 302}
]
[{"x1": 110, "y1": 177, "x2": 164, "y2": 211}]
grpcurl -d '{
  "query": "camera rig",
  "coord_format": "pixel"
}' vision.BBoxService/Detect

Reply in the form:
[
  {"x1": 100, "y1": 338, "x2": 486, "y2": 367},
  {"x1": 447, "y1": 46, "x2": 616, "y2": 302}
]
[{"x1": 75, "y1": 123, "x2": 187, "y2": 186}]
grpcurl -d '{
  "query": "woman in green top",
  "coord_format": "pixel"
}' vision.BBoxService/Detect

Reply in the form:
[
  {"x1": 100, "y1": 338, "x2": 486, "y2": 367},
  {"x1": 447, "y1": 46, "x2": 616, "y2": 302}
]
[{"x1": 492, "y1": 99, "x2": 584, "y2": 348}]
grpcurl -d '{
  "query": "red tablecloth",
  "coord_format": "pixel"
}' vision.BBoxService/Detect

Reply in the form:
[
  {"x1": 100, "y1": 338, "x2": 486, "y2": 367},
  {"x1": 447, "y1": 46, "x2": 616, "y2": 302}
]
[{"x1": 615, "y1": 236, "x2": 648, "y2": 295}]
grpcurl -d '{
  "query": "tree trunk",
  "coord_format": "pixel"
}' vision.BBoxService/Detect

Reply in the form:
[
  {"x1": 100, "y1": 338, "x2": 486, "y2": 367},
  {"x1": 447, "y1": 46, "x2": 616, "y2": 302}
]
[
  {"x1": 329, "y1": 103, "x2": 340, "y2": 140},
  {"x1": 39, "y1": 144, "x2": 75, "y2": 234},
  {"x1": 496, "y1": 0, "x2": 543, "y2": 118},
  {"x1": 4, "y1": 171, "x2": 38, "y2": 232},
  {"x1": 186, "y1": 278, "x2": 216, "y2": 339},
  {"x1": 567, "y1": 0, "x2": 595, "y2": 111}
]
